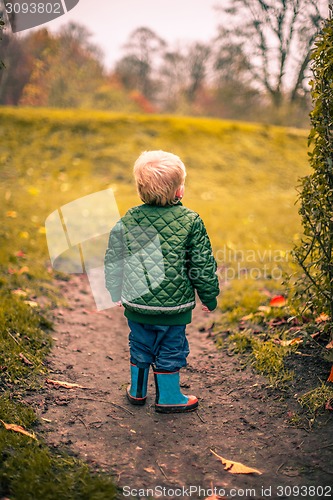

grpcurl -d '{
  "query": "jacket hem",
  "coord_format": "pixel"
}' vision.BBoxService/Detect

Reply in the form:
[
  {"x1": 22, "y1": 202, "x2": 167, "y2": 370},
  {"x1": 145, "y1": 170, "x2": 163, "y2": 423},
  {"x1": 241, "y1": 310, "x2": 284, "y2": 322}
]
[{"x1": 124, "y1": 309, "x2": 192, "y2": 326}]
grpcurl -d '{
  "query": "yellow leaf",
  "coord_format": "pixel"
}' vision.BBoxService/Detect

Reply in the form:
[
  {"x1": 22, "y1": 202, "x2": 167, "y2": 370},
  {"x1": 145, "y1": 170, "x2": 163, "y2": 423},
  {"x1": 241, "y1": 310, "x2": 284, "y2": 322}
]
[
  {"x1": 210, "y1": 449, "x2": 262, "y2": 475},
  {"x1": 46, "y1": 379, "x2": 83, "y2": 389},
  {"x1": 143, "y1": 467, "x2": 156, "y2": 474},
  {"x1": 38, "y1": 226, "x2": 46, "y2": 234},
  {"x1": 19, "y1": 231, "x2": 29, "y2": 239},
  {"x1": 258, "y1": 306, "x2": 271, "y2": 313},
  {"x1": 27, "y1": 187, "x2": 40, "y2": 196},
  {"x1": 278, "y1": 337, "x2": 302, "y2": 347},
  {"x1": 24, "y1": 300, "x2": 38, "y2": 308},
  {"x1": 0, "y1": 420, "x2": 37, "y2": 440},
  {"x1": 241, "y1": 313, "x2": 254, "y2": 321}
]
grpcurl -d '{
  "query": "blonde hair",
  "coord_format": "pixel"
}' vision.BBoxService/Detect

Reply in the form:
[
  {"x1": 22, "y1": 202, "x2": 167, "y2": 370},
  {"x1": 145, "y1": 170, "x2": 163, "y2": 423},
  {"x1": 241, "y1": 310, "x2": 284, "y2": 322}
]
[{"x1": 133, "y1": 150, "x2": 186, "y2": 206}]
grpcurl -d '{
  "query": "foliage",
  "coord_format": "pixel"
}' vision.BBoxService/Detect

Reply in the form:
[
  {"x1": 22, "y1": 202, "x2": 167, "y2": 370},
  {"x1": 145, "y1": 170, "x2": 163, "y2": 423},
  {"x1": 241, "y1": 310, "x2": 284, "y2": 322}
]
[
  {"x1": 293, "y1": 17, "x2": 333, "y2": 337},
  {"x1": 298, "y1": 382, "x2": 333, "y2": 421},
  {"x1": 222, "y1": 331, "x2": 294, "y2": 386}
]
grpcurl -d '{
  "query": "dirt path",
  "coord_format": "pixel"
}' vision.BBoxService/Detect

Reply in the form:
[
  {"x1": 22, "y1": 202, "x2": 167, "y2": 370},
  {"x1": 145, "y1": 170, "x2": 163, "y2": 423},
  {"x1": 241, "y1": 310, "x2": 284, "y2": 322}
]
[{"x1": 31, "y1": 275, "x2": 333, "y2": 499}]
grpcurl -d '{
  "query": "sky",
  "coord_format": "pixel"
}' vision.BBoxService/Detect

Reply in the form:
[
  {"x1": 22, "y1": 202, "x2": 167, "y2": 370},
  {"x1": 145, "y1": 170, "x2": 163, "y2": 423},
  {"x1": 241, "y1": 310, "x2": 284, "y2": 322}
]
[{"x1": 25, "y1": 0, "x2": 220, "y2": 69}]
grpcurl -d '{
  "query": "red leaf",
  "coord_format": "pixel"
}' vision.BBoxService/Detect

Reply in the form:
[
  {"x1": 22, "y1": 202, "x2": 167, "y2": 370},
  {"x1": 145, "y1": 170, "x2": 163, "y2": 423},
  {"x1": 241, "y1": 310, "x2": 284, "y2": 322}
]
[{"x1": 269, "y1": 295, "x2": 286, "y2": 307}]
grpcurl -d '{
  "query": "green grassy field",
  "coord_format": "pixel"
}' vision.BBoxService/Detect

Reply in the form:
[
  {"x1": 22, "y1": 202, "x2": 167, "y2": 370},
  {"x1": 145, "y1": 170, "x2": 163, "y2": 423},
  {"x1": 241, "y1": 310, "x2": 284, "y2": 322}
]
[{"x1": 0, "y1": 107, "x2": 310, "y2": 497}]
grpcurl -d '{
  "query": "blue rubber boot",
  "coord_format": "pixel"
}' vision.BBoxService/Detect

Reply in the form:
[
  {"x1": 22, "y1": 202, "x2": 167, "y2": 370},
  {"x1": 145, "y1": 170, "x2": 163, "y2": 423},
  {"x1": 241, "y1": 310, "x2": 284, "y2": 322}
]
[
  {"x1": 153, "y1": 369, "x2": 198, "y2": 413},
  {"x1": 126, "y1": 363, "x2": 149, "y2": 405}
]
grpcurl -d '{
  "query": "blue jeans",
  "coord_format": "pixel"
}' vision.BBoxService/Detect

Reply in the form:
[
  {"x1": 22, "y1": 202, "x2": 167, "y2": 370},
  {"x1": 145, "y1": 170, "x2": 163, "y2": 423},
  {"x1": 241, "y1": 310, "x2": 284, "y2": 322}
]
[{"x1": 128, "y1": 320, "x2": 190, "y2": 371}]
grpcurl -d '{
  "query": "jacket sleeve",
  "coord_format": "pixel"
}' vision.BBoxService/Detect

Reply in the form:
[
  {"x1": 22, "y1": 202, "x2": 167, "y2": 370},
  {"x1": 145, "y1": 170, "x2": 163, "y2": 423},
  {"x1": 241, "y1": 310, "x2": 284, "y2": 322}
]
[
  {"x1": 186, "y1": 215, "x2": 220, "y2": 310},
  {"x1": 104, "y1": 221, "x2": 124, "y2": 302}
]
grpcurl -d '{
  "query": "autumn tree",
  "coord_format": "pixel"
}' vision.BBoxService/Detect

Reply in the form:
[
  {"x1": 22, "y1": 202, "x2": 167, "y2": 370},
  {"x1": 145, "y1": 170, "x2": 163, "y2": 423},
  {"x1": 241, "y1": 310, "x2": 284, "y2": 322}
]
[
  {"x1": 116, "y1": 27, "x2": 166, "y2": 100},
  {"x1": 20, "y1": 23, "x2": 105, "y2": 107},
  {"x1": 215, "y1": 0, "x2": 326, "y2": 108}
]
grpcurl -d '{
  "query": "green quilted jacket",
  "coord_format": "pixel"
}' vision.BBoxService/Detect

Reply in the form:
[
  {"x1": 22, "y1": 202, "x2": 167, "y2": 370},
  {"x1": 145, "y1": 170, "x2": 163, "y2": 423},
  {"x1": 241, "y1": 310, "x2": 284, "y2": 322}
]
[{"x1": 104, "y1": 201, "x2": 219, "y2": 325}]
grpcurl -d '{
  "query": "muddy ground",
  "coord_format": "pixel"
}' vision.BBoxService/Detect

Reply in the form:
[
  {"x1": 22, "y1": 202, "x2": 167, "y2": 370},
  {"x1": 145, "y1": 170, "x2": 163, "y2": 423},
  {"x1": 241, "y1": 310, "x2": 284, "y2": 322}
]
[{"x1": 29, "y1": 275, "x2": 333, "y2": 499}]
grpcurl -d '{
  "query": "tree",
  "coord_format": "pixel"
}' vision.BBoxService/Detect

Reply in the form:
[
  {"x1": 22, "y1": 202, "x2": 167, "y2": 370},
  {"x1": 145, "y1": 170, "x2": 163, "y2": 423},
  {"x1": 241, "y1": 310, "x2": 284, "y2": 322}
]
[
  {"x1": 293, "y1": 15, "x2": 333, "y2": 338},
  {"x1": 185, "y1": 42, "x2": 211, "y2": 103},
  {"x1": 116, "y1": 27, "x2": 166, "y2": 100},
  {"x1": 215, "y1": 0, "x2": 326, "y2": 108},
  {"x1": 20, "y1": 23, "x2": 105, "y2": 107}
]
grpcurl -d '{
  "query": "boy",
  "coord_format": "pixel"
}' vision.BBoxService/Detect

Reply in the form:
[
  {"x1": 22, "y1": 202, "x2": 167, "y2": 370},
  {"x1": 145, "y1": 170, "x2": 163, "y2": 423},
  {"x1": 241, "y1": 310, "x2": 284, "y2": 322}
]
[{"x1": 104, "y1": 150, "x2": 219, "y2": 413}]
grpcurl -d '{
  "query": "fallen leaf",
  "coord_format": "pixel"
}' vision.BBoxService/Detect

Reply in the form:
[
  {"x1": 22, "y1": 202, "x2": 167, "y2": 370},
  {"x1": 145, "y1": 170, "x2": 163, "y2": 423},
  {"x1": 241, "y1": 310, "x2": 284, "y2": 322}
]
[
  {"x1": 11, "y1": 289, "x2": 28, "y2": 297},
  {"x1": 0, "y1": 420, "x2": 37, "y2": 440},
  {"x1": 19, "y1": 353, "x2": 33, "y2": 366},
  {"x1": 18, "y1": 266, "x2": 29, "y2": 275},
  {"x1": 325, "y1": 399, "x2": 333, "y2": 411},
  {"x1": 27, "y1": 187, "x2": 40, "y2": 196},
  {"x1": 15, "y1": 250, "x2": 26, "y2": 258},
  {"x1": 143, "y1": 467, "x2": 156, "y2": 474},
  {"x1": 210, "y1": 449, "x2": 262, "y2": 475},
  {"x1": 46, "y1": 379, "x2": 83, "y2": 389},
  {"x1": 241, "y1": 313, "x2": 254, "y2": 321},
  {"x1": 315, "y1": 313, "x2": 330, "y2": 323},
  {"x1": 277, "y1": 337, "x2": 302, "y2": 347},
  {"x1": 326, "y1": 340, "x2": 333, "y2": 349},
  {"x1": 269, "y1": 295, "x2": 286, "y2": 307},
  {"x1": 258, "y1": 305, "x2": 271, "y2": 313},
  {"x1": 24, "y1": 300, "x2": 38, "y2": 308},
  {"x1": 327, "y1": 366, "x2": 333, "y2": 383},
  {"x1": 6, "y1": 210, "x2": 17, "y2": 218}
]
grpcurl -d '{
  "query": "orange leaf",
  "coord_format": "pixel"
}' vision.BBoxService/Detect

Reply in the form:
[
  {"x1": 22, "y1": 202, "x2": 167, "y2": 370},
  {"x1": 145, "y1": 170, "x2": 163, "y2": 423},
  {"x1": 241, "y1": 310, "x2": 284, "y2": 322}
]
[
  {"x1": 327, "y1": 366, "x2": 333, "y2": 383},
  {"x1": 269, "y1": 295, "x2": 286, "y2": 307},
  {"x1": 278, "y1": 337, "x2": 302, "y2": 347},
  {"x1": 46, "y1": 379, "x2": 83, "y2": 389},
  {"x1": 325, "y1": 340, "x2": 333, "y2": 349},
  {"x1": 0, "y1": 420, "x2": 37, "y2": 440},
  {"x1": 18, "y1": 266, "x2": 29, "y2": 275},
  {"x1": 210, "y1": 449, "x2": 262, "y2": 475},
  {"x1": 315, "y1": 313, "x2": 330, "y2": 323},
  {"x1": 6, "y1": 210, "x2": 17, "y2": 218}
]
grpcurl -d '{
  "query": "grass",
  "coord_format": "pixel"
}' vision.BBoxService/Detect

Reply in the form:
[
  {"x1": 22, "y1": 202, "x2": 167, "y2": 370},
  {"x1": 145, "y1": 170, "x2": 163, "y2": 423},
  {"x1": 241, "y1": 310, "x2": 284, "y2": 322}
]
[
  {"x1": 0, "y1": 106, "x2": 311, "y2": 495},
  {"x1": 220, "y1": 331, "x2": 295, "y2": 386},
  {"x1": 298, "y1": 383, "x2": 333, "y2": 418}
]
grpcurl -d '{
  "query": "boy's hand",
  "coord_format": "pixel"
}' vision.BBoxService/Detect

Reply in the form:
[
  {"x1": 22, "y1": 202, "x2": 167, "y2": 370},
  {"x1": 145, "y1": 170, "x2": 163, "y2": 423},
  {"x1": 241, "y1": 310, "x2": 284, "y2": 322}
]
[{"x1": 202, "y1": 305, "x2": 211, "y2": 312}]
